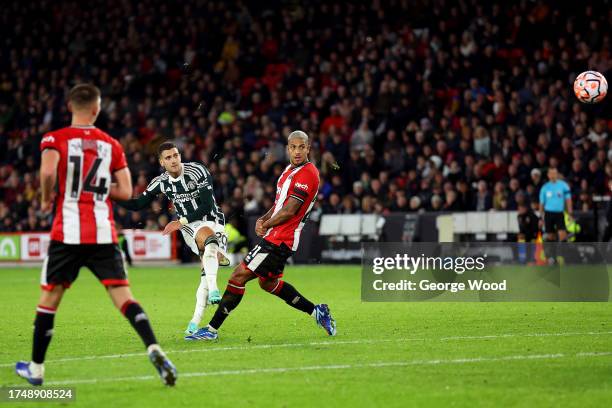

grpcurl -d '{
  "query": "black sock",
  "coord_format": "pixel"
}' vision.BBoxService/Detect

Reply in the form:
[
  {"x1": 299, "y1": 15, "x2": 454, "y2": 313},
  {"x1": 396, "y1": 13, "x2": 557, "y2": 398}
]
[
  {"x1": 32, "y1": 306, "x2": 56, "y2": 364},
  {"x1": 121, "y1": 301, "x2": 157, "y2": 348},
  {"x1": 272, "y1": 281, "x2": 315, "y2": 315},
  {"x1": 209, "y1": 280, "x2": 245, "y2": 330}
]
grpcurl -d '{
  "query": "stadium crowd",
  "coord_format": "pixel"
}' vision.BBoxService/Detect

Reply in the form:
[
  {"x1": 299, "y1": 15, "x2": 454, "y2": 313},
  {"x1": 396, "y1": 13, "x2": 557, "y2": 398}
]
[{"x1": 1, "y1": 0, "x2": 611, "y2": 235}]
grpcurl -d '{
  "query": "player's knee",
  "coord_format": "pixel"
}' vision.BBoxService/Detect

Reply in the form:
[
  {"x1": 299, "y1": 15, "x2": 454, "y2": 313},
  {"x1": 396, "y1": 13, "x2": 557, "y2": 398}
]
[
  {"x1": 39, "y1": 286, "x2": 65, "y2": 309},
  {"x1": 203, "y1": 239, "x2": 218, "y2": 259},
  {"x1": 200, "y1": 234, "x2": 219, "y2": 258},
  {"x1": 229, "y1": 264, "x2": 251, "y2": 285},
  {"x1": 195, "y1": 227, "x2": 215, "y2": 249},
  {"x1": 259, "y1": 277, "x2": 283, "y2": 294},
  {"x1": 258, "y1": 277, "x2": 272, "y2": 290}
]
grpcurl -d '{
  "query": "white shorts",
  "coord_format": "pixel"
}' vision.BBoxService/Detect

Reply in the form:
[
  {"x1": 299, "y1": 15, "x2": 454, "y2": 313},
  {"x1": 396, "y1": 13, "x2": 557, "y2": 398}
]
[{"x1": 180, "y1": 220, "x2": 228, "y2": 258}]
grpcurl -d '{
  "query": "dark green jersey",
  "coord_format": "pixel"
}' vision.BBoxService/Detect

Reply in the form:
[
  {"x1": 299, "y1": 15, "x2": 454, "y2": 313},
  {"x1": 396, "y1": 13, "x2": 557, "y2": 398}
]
[{"x1": 118, "y1": 162, "x2": 225, "y2": 225}]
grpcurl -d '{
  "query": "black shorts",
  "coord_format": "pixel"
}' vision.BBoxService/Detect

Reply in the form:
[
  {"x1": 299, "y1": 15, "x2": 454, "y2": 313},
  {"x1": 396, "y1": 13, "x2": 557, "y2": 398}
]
[
  {"x1": 544, "y1": 211, "x2": 566, "y2": 233},
  {"x1": 242, "y1": 239, "x2": 293, "y2": 280},
  {"x1": 41, "y1": 240, "x2": 128, "y2": 291}
]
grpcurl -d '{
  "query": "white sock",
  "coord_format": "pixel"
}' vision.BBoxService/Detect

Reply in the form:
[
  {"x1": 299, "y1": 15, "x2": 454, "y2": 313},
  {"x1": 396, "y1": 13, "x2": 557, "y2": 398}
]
[
  {"x1": 147, "y1": 344, "x2": 162, "y2": 355},
  {"x1": 202, "y1": 244, "x2": 219, "y2": 292},
  {"x1": 191, "y1": 274, "x2": 209, "y2": 325},
  {"x1": 29, "y1": 362, "x2": 44, "y2": 378}
]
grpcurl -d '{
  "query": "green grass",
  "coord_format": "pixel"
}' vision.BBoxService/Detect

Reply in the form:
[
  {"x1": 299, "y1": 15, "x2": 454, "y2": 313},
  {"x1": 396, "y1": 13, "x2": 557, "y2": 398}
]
[{"x1": 0, "y1": 265, "x2": 610, "y2": 407}]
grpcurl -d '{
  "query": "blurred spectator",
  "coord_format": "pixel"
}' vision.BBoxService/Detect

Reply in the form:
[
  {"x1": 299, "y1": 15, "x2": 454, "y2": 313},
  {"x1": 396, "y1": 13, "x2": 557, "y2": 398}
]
[
  {"x1": 474, "y1": 181, "x2": 493, "y2": 211},
  {"x1": 0, "y1": 0, "x2": 610, "y2": 237}
]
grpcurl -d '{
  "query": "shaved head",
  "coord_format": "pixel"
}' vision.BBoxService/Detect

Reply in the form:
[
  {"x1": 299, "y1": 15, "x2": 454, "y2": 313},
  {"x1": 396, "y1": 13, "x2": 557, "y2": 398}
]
[
  {"x1": 288, "y1": 130, "x2": 309, "y2": 144},
  {"x1": 287, "y1": 130, "x2": 310, "y2": 166}
]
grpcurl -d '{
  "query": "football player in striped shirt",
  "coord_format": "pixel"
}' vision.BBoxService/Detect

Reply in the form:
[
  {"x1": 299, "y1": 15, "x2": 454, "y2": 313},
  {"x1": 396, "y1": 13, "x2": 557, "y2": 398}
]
[
  {"x1": 186, "y1": 130, "x2": 336, "y2": 341},
  {"x1": 15, "y1": 84, "x2": 176, "y2": 387},
  {"x1": 117, "y1": 142, "x2": 229, "y2": 335}
]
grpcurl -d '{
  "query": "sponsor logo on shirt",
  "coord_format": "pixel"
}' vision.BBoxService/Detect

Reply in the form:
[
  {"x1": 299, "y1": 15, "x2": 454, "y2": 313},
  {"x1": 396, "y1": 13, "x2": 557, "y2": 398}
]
[
  {"x1": 295, "y1": 182, "x2": 309, "y2": 190},
  {"x1": 172, "y1": 191, "x2": 200, "y2": 203},
  {"x1": 41, "y1": 135, "x2": 55, "y2": 144}
]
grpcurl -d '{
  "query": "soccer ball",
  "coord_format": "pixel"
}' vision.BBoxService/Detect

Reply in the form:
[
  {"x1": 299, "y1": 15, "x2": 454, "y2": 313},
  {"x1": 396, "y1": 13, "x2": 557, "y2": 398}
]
[{"x1": 573, "y1": 71, "x2": 608, "y2": 104}]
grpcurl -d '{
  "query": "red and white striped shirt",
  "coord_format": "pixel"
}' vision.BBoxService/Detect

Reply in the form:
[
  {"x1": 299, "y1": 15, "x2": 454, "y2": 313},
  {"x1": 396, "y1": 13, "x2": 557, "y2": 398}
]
[
  {"x1": 40, "y1": 126, "x2": 127, "y2": 244},
  {"x1": 264, "y1": 161, "x2": 319, "y2": 251}
]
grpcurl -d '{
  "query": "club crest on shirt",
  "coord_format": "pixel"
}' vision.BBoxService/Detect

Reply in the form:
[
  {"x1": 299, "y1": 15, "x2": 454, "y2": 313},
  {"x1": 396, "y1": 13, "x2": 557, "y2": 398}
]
[{"x1": 188, "y1": 181, "x2": 197, "y2": 190}]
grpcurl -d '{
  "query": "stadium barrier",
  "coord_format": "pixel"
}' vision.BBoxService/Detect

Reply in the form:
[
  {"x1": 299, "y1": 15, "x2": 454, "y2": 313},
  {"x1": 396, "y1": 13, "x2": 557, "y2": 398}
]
[
  {"x1": 246, "y1": 210, "x2": 598, "y2": 264},
  {"x1": 0, "y1": 231, "x2": 177, "y2": 263},
  {"x1": 1, "y1": 210, "x2": 600, "y2": 265}
]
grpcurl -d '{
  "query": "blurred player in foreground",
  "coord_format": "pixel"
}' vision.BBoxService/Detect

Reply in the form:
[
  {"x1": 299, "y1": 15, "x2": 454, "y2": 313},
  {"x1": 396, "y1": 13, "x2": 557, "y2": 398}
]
[
  {"x1": 15, "y1": 84, "x2": 176, "y2": 386},
  {"x1": 186, "y1": 130, "x2": 336, "y2": 341},
  {"x1": 117, "y1": 142, "x2": 229, "y2": 335}
]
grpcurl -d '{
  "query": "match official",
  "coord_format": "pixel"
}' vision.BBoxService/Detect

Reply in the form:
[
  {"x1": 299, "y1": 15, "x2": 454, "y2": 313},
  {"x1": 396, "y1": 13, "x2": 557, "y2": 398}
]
[{"x1": 539, "y1": 167, "x2": 572, "y2": 242}]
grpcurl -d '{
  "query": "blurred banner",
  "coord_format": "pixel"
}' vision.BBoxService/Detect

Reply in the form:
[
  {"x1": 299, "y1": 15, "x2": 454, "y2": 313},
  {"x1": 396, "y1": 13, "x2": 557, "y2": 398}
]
[
  {"x1": 0, "y1": 234, "x2": 21, "y2": 260},
  {"x1": 0, "y1": 231, "x2": 173, "y2": 261},
  {"x1": 20, "y1": 233, "x2": 51, "y2": 261},
  {"x1": 121, "y1": 230, "x2": 173, "y2": 260},
  {"x1": 362, "y1": 242, "x2": 612, "y2": 302}
]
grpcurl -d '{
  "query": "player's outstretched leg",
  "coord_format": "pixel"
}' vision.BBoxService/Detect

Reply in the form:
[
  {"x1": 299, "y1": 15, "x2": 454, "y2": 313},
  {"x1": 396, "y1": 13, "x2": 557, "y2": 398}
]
[
  {"x1": 186, "y1": 263, "x2": 254, "y2": 341},
  {"x1": 198, "y1": 233, "x2": 221, "y2": 304},
  {"x1": 110, "y1": 287, "x2": 177, "y2": 386},
  {"x1": 16, "y1": 286, "x2": 65, "y2": 386},
  {"x1": 186, "y1": 268, "x2": 209, "y2": 334},
  {"x1": 260, "y1": 278, "x2": 337, "y2": 336}
]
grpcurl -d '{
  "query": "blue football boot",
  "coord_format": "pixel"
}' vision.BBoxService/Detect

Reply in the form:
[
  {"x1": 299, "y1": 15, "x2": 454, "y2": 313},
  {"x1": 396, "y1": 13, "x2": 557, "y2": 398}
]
[
  {"x1": 148, "y1": 349, "x2": 177, "y2": 386},
  {"x1": 184, "y1": 326, "x2": 219, "y2": 341},
  {"x1": 313, "y1": 304, "x2": 337, "y2": 336}
]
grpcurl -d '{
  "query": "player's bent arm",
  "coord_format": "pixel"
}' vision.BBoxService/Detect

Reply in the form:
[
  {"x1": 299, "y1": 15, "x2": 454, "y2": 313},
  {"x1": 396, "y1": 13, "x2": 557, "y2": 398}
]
[
  {"x1": 40, "y1": 149, "x2": 60, "y2": 204},
  {"x1": 258, "y1": 206, "x2": 275, "y2": 223},
  {"x1": 262, "y1": 197, "x2": 302, "y2": 229},
  {"x1": 110, "y1": 167, "x2": 133, "y2": 202}
]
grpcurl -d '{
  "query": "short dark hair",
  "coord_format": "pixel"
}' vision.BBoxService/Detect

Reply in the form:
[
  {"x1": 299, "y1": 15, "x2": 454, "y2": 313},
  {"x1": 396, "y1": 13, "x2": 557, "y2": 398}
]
[
  {"x1": 157, "y1": 141, "x2": 178, "y2": 157},
  {"x1": 68, "y1": 84, "x2": 101, "y2": 109}
]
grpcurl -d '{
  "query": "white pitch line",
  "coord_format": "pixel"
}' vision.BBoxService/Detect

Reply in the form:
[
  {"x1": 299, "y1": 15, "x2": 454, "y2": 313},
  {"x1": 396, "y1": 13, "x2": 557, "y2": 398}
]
[
  {"x1": 0, "y1": 339, "x2": 411, "y2": 368},
  {"x1": 1, "y1": 330, "x2": 610, "y2": 368},
  {"x1": 29, "y1": 351, "x2": 612, "y2": 387},
  {"x1": 439, "y1": 331, "x2": 612, "y2": 341}
]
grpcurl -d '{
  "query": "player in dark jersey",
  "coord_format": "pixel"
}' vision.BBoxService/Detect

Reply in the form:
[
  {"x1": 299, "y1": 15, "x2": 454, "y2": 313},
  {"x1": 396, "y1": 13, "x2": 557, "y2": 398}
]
[
  {"x1": 186, "y1": 130, "x2": 336, "y2": 341},
  {"x1": 117, "y1": 142, "x2": 229, "y2": 335},
  {"x1": 15, "y1": 84, "x2": 176, "y2": 386}
]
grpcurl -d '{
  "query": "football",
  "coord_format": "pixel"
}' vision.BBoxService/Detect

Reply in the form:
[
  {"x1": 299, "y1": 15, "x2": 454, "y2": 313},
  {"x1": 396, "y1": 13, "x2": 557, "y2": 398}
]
[{"x1": 573, "y1": 71, "x2": 608, "y2": 103}]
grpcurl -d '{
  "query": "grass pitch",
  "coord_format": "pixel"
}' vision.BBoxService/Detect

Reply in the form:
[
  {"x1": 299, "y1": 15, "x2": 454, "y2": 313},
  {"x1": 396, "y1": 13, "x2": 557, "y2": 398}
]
[{"x1": 0, "y1": 264, "x2": 610, "y2": 407}]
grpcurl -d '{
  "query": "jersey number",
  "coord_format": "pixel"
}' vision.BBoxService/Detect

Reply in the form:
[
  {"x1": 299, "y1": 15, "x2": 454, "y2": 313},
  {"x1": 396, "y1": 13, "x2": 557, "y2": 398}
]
[
  {"x1": 68, "y1": 156, "x2": 109, "y2": 199},
  {"x1": 215, "y1": 232, "x2": 228, "y2": 250}
]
